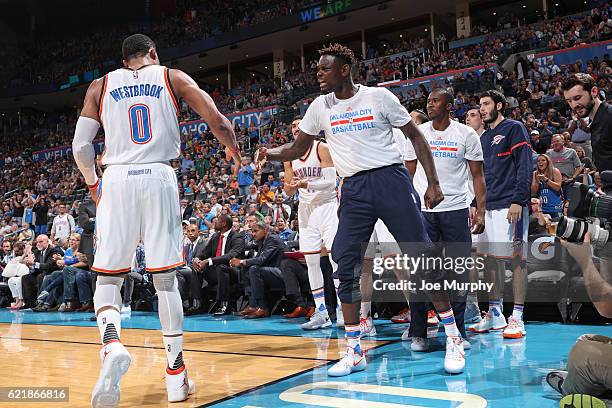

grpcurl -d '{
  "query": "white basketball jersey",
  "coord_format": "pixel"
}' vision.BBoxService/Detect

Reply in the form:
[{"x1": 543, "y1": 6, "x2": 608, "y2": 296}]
[
  {"x1": 99, "y1": 65, "x2": 180, "y2": 166},
  {"x1": 291, "y1": 141, "x2": 336, "y2": 205}
]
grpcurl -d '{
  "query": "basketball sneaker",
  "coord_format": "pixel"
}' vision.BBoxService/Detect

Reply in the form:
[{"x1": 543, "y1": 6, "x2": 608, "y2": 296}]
[
  {"x1": 359, "y1": 316, "x2": 377, "y2": 337},
  {"x1": 462, "y1": 338, "x2": 471, "y2": 350},
  {"x1": 165, "y1": 365, "x2": 195, "y2": 403},
  {"x1": 444, "y1": 336, "x2": 465, "y2": 374},
  {"x1": 503, "y1": 316, "x2": 526, "y2": 339},
  {"x1": 301, "y1": 310, "x2": 331, "y2": 330},
  {"x1": 327, "y1": 345, "x2": 366, "y2": 377},
  {"x1": 464, "y1": 302, "x2": 482, "y2": 324},
  {"x1": 560, "y1": 394, "x2": 607, "y2": 408},
  {"x1": 336, "y1": 306, "x2": 344, "y2": 328},
  {"x1": 91, "y1": 341, "x2": 132, "y2": 408},
  {"x1": 469, "y1": 311, "x2": 507, "y2": 333},
  {"x1": 411, "y1": 337, "x2": 429, "y2": 352},
  {"x1": 401, "y1": 327, "x2": 411, "y2": 341},
  {"x1": 427, "y1": 310, "x2": 439, "y2": 326},
  {"x1": 391, "y1": 307, "x2": 411, "y2": 323}
]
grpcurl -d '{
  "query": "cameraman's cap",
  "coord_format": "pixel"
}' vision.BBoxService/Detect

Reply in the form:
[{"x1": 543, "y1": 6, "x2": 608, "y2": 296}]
[
  {"x1": 229, "y1": 195, "x2": 236, "y2": 200},
  {"x1": 530, "y1": 130, "x2": 540, "y2": 135}
]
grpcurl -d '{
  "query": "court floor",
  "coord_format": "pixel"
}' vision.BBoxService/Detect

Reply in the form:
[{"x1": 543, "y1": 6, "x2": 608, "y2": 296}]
[{"x1": 0, "y1": 309, "x2": 609, "y2": 407}]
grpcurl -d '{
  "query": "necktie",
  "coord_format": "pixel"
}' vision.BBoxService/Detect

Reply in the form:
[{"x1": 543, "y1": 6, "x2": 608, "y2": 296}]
[
  {"x1": 215, "y1": 233, "x2": 224, "y2": 257},
  {"x1": 187, "y1": 242, "x2": 194, "y2": 264}
]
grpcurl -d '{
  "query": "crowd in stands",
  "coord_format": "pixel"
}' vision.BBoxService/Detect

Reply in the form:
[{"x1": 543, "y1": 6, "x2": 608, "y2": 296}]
[{"x1": 0, "y1": 2, "x2": 611, "y2": 321}]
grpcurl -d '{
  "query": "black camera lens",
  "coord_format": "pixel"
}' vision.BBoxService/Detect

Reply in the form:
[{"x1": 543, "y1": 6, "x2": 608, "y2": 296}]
[{"x1": 556, "y1": 216, "x2": 588, "y2": 242}]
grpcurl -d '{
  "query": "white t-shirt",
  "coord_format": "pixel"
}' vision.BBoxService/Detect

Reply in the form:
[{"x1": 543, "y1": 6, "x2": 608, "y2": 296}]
[
  {"x1": 392, "y1": 128, "x2": 410, "y2": 160},
  {"x1": 405, "y1": 120, "x2": 483, "y2": 212},
  {"x1": 299, "y1": 85, "x2": 410, "y2": 177}
]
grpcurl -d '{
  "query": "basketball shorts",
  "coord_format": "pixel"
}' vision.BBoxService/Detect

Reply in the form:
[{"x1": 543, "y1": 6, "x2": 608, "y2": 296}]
[
  {"x1": 364, "y1": 219, "x2": 402, "y2": 259},
  {"x1": 92, "y1": 163, "x2": 184, "y2": 274},
  {"x1": 298, "y1": 200, "x2": 338, "y2": 254},
  {"x1": 477, "y1": 207, "x2": 529, "y2": 259}
]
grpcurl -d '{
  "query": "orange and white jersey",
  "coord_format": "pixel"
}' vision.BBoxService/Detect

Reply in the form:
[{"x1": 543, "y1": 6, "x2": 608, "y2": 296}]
[
  {"x1": 291, "y1": 141, "x2": 336, "y2": 205},
  {"x1": 99, "y1": 65, "x2": 180, "y2": 166}
]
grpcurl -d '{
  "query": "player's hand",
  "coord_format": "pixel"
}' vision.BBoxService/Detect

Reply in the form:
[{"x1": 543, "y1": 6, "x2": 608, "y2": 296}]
[
  {"x1": 255, "y1": 147, "x2": 267, "y2": 170},
  {"x1": 471, "y1": 210, "x2": 485, "y2": 234},
  {"x1": 507, "y1": 203, "x2": 523, "y2": 223},
  {"x1": 424, "y1": 184, "x2": 444, "y2": 210},
  {"x1": 88, "y1": 185, "x2": 99, "y2": 203}
]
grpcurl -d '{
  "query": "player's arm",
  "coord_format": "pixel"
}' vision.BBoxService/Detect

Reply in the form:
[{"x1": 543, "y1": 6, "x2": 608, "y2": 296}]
[
  {"x1": 468, "y1": 160, "x2": 486, "y2": 234},
  {"x1": 399, "y1": 121, "x2": 443, "y2": 209},
  {"x1": 405, "y1": 160, "x2": 417, "y2": 178},
  {"x1": 169, "y1": 69, "x2": 241, "y2": 163},
  {"x1": 263, "y1": 130, "x2": 314, "y2": 163},
  {"x1": 283, "y1": 161, "x2": 298, "y2": 196},
  {"x1": 301, "y1": 143, "x2": 336, "y2": 191},
  {"x1": 508, "y1": 124, "x2": 533, "y2": 222},
  {"x1": 72, "y1": 78, "x2": 103, "y2": 200}
]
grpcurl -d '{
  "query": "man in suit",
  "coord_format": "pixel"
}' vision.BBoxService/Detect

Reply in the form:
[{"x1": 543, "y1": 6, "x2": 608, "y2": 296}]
[
  {"x1": 77, "y1": 197, "x2": 96, "y2": 267},
  {"x1": 177, "y1": 223, "x2": 207, "y2": 310},
  {"x1": 186, "y1": 215, "x2": 245, "y2": 315},
  {"x1": 21, "y1": 234, "x2": 64, "y2": 307},
  {"x1": 230, "y1": 221, "x2": 285, "y2": 319},
  {"x1": 180, "y1": 199, "x2": 193, "y2": 221}
]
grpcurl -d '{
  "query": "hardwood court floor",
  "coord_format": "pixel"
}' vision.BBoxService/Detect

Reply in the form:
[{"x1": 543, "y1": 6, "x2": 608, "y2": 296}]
[{"x1": 0, "y1": 322, "x2": 387, "y2": 407}]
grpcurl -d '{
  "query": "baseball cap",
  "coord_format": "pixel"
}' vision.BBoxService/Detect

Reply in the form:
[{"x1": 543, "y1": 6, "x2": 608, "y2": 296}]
[
  {"x1": 530, "y1": 130, "x2": 540, "y2": 135},
  {"x1": 229, "y1": 195, "x2": 236, "y2": 199},
  {"x1": 182, "y1": 220, "x2": 190, "y2": 226}
]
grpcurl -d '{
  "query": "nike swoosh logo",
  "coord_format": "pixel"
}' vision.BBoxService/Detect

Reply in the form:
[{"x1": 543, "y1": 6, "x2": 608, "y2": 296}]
[{"x1": 353, "y1": 358, "x2": 363, "y2": 367}]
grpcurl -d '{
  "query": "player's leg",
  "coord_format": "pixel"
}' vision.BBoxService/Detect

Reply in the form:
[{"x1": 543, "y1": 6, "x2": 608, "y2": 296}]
[
  {"x1": 90, "y1": 167, "x2": 138, "y2": 408},
  {"x1": 319, "y1": 200, "x2": 343, "y2": 326},
  {"x1": 141, "y1": 164, "x2": 193, "y2": 402},
  {"x1": 504, "y1": 207, "x2": 529, "y2": 339},
  {"x1": 328, "y1": 175, "x2": 376, "y2": 377},
  {"x1": 299, "y1": 203, "x2": 331, "y2": 330}
]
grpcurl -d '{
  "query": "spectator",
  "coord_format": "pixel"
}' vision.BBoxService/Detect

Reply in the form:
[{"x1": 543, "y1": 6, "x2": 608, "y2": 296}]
[
  {"x1": 50, "y1": 203, "x2": 76, "y2": 245},
  {"x1": 3, "y1": 241, "x2": 31, "y2": 310},
  {"x1": 238, "y1": 158, "x2": 256, "y2": 196},
  {"x1": 530, "y1": 130, "x2": 549, "y2": 155},
  {"x1": 568, "y1": 115, "x2": 593, "y2": 159},
  {"x1": 178, "y1": 224, "x2": 208, "y2": 312},
  {"x1": 546, "y1": 134, "x2": 582, "y2": 180},
  {"x1": 20, "y1": 234, "x2": 63, "y2": 308},
  {"x1": 531, "y1": 155, "x2": 563, "y2": 220}
]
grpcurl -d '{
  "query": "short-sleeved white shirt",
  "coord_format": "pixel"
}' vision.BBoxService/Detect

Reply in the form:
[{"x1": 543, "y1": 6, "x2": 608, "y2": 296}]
[
  {"x1": 405, "y1": 120, "x2": 483, "y2": 212},
  {"x1": 299, "y1": 85, "x2": 410, "y2": 177}
]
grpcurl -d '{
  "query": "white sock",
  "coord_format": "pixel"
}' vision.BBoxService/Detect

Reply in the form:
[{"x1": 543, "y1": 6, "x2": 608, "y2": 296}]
[
  {"x1": 360, "y1": 301, "x2": 371, "y2": 319},
  {"x1": 163, "y1": 335, "x2": 184, "y2": 371},
  {"x1": 97, "y1": 309, "x2": 121, "y2": 344},
  {"x1": 512, "y1": 304, "x2": 524, "y2": 321}
]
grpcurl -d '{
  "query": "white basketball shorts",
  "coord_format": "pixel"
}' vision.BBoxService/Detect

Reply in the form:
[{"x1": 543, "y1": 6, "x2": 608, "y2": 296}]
[
  {"x1": 92, "y1": 162, "x2": 184, "y2": 274},
  {"x1": 298, "y1": 200, "x2": 338, "y2": 254},
  {"x1": 477, "y1": 207, "x2": 529, "y2": 259}
]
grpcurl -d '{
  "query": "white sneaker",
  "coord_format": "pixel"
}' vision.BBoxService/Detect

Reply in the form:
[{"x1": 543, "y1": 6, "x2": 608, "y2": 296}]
[
  {"x1": 327, "y1": 346, "x2": 366, "y2": 377},
  {"x1": 165, "y1": 365, "x2": 195, "y2": 403},
  {"x1": 427, "y1": 310, "x2": 439, "y2": 326},
  {"x1": 92, "y1": 341, "x2": 132, "y2": 408},
  {"x1": 120, "y1": 304, "x2": 131, "y2": 315},
  {"x1": 462, "y1": 338, "x2": 471, "y2": 350},
  {"x1": 444, "y1": 336, "x2": 465, "y2": 374},
  {"x1": 301, "y1": 310, "x2": 331, "y2": 330},
  {"x1": 336, "y1": 306, "x2": 344, "y2": 328},
  {"x1": 359, "y1": 316, "x2": 377, "y2": 338},
  {"x1": 401, "y1": 327, "x2": 411, "y2": 341},
  {"x1": 464, "y1": 302, "x2": 482, "y2": 324},
  {"x1": 411, "y1": 337, "x2": 429, "y2": 352},
  {"x1": 503, "y1": 316, "x2": 526, "y2": 339},
  {"x1": 468, "y1": 311, "x2": 507, "y2": 333},
  {"x1": 391, "y1": 307, "x2": 411, "y2": 323}
]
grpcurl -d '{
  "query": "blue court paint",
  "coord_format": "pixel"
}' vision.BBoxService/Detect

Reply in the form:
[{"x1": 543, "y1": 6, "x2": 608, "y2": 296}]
[{"x1": 1, "y1": 309, "x2": 609, "y2": 407}]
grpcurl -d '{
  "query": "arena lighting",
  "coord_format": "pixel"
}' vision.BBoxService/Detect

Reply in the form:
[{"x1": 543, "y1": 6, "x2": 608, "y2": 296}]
[
  {"x1": 523, "y1": 5, "x2": 527, "y2": 8},
  {"x1": 493, "y1": 12, "x2": 497, "y2": 15}
]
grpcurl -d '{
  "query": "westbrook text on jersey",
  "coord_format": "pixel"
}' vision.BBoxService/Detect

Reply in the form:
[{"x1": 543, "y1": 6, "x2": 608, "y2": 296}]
[{"x1": 109, "y1": 84, "x2": 164, "y2": 102}]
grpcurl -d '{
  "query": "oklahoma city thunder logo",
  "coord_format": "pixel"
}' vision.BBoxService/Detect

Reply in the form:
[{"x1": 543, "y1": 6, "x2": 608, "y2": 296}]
[{"x1": 491, "y1": 135, "x2": 505, "y2": 146}]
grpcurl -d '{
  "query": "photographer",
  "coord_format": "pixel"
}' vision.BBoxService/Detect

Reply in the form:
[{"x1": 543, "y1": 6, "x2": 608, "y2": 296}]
[
  {"x1": 562, "y1": 73, "x2": 612, "y2": 172},
  {"x1": 546, "y1": 233, "x2": 612, "y2": 406}
]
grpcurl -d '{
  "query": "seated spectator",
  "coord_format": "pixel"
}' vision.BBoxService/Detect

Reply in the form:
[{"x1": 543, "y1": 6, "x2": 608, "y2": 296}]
[
  {"x1": 274, "y1": 218, "x2": 294, "y2": 241},
  {"x1": 21, "y1": 234, "x2": 63, "y2": 308},
  {"x1": 246, "y1": 203, "x2": 264, "y2": 222},
  {"x1": 121, "y1": 243, "x2": 147, "y2": 314},
  {"x1": 3, "y1": 241, "x2": 31, "y2": 310},
  {"x1": 245, "y1": 185, "x2": 259, "y2": 205},
  {"x1": 531, "y1": 130, "x2": 549, "y2": 155},
  {"x1": 547, "y1": 134, "x2": 582, "y2": 191},
  {"x1": 267, "y1": 195, "x2": 291, "y2": 225},
  {"x1": 178, "y1": 224, "x2": 208, "y2": 312},
  {"x1": 232, "y1": 221, "x2": 285, "y2": 319}
]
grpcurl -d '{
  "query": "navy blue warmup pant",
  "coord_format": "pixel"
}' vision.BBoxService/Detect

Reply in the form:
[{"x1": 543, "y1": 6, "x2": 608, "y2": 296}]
[
  {"x1": 409, "y1": 208, "x2": 471, "y2": 339},
  {"x1": 331, "y1": 164, "x2": 430, "y2": 304}
]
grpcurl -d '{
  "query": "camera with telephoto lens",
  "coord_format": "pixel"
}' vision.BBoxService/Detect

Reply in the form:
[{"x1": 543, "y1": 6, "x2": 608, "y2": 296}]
[{"x1": 556, "y1": 171, "x2": 612, "y2": 253}]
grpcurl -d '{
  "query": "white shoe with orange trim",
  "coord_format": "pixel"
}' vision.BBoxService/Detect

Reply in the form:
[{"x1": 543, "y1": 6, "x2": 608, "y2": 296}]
[
  {"x1": 165, "y1": 365, "x2": 195, "y2": 402},
  {"x1": 503, "y1": 316, "x2": 526, "y2": 339},
  {"x1": 327, "y1": 346, "x2": 367, "y2": 377},
  {"x1": 92, "y1": 341, "x2": 132, "y2": 408},
  {"x1": 444, "y1": 336, "x2": 465, "y2": 374}
]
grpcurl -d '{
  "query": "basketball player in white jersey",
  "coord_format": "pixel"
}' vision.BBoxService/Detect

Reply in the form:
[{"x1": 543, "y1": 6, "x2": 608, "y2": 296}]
[
  {"x1": 283, "y1": 116, "x2": 342, "y2": 330},
  {"x1": 72, "y1": 34, "x2": 241, "y2": 408}
]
